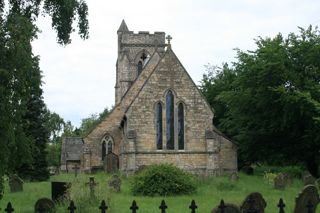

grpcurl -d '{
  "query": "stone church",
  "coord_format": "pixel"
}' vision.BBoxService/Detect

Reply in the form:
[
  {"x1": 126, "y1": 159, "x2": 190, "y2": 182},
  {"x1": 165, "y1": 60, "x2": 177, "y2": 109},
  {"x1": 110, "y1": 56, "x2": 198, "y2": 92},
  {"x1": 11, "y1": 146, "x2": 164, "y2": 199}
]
[{"x1": 60, "y1": 20, "x2": 237, "y2": 175}]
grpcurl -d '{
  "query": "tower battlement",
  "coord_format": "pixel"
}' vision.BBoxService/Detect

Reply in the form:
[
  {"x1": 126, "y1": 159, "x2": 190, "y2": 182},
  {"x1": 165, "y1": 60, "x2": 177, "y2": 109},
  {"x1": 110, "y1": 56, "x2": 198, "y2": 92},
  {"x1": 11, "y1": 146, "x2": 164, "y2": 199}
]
[{"x1": 115, "y1": 20, "x2": 167, "y2": 104}]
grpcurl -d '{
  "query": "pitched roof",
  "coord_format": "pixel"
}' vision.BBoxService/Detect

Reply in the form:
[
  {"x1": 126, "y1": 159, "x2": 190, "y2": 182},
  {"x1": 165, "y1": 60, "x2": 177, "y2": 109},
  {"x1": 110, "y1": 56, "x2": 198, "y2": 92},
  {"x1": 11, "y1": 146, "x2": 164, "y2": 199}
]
[
  {"x1": 117, "y1": 19, "x2": 129, "y2": 32},
  {"x1": 61, "y1": 137, "x2": 84, "y2": 162}
]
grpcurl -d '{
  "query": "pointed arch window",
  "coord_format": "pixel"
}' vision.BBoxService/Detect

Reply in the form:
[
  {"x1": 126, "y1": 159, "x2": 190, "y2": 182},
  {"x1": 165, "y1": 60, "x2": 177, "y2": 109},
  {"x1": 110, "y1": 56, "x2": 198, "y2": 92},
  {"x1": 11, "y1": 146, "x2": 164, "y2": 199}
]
[
  {"x1": 155, "y1": 102, "x2": 163, "y2": 149},
  {"x1": 137, "y1": 61, "x2": 143, "y2": 75},
  {"x1": 102, "y1": 141, "x2": 106, "y2": 160},
  {"x1": 166, "y1": 90, "x2": 174, "y2": 149},
  {"x1": 102, "y1": 135, "x2": 113, "y2": 160},
  {"x1": 178, "y1": 103, "x2": 184, "y2": 150}
]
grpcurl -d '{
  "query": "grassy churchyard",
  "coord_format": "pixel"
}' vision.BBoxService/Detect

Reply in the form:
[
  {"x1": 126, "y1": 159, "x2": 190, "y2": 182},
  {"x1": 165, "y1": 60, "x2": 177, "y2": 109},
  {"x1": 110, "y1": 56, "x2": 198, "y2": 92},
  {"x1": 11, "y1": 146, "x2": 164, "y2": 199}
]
[{"x1": 0, "y1": 171, "x2": 307, "y2": 213}]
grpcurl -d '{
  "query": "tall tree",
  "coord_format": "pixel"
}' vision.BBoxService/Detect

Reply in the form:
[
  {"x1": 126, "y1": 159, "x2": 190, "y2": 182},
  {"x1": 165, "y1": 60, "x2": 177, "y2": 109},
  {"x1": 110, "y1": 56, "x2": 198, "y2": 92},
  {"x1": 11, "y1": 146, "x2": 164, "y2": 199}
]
[
  {"x1": 0, "y1": 0, "x2": 89, "y2": 195},
  {"x1": 200, "y1": 26, "x2": 320, "y2": 177}
]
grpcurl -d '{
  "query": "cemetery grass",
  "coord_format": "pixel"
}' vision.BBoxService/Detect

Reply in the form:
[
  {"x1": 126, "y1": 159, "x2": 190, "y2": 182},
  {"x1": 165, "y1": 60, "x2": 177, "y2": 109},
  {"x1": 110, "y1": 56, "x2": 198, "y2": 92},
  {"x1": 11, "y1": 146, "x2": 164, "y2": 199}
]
[{"x1": 0, "y1": 173, "x2": 304, "y2": 213}]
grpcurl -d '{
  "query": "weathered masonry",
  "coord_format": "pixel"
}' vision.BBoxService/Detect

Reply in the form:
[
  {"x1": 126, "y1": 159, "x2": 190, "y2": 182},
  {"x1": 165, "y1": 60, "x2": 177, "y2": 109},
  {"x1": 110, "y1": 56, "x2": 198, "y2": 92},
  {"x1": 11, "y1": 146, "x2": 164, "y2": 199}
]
[{"x1": 61, "y1": 20, "x2": 237, "y2": 175}]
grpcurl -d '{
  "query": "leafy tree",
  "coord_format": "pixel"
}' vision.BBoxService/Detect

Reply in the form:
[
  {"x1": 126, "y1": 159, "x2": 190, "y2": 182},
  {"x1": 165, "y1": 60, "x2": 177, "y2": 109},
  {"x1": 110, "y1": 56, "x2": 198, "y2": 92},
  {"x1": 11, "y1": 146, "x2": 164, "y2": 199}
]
[
  {"x1": 201, "y1": 26, "x2": 320, "y2": 177},
  {"x1": 0, "y1": 0, "x2": 89, "y2": 196},
  {"x1": 78, "y1": 107, "x2": 110, "y2": 136}
]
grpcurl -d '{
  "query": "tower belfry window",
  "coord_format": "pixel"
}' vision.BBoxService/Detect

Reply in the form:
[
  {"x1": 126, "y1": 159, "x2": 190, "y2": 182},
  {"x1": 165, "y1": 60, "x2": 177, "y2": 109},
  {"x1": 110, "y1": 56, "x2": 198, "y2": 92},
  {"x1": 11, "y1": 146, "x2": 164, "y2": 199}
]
[{"x1": 136, "y1": 51, "x2": 150, "y2": 76}]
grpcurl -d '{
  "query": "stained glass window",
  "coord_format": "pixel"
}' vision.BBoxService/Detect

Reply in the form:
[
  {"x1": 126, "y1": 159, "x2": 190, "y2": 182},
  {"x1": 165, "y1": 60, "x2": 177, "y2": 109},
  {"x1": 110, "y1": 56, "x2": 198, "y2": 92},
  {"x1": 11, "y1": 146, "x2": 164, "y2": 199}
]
[
  {"x1": 166, "y1": 90, "x2": 174, "y2": 149},
  {"x1": 102, "y1": 141, "x2": 106, "y2": 160},
  {"x1": 156, "y1": 103, "x2": 163, "y2": 149},
  {"x1": 137, "y1": 61, "x2": 143, "y2": 75},
  {"x1": 178, "y1": 103, "x2": 184, "y2": 149}
]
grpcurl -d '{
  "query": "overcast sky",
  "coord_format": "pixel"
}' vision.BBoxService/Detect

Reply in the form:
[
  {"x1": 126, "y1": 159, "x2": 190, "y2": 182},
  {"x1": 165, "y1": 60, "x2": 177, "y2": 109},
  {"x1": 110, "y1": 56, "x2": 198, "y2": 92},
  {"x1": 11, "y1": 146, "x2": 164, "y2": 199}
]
[{"x1": 32, "y1": 0, "x2": 320, "y2": 127}]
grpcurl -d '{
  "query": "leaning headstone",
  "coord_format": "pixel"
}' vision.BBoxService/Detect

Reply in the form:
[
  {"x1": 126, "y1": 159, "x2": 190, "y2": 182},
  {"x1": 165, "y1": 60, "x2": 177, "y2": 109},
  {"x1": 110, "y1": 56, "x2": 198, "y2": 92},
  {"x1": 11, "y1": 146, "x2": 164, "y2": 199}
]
[
  {"x1": 294, "y1": 185, "x2": 320, "y2": 213},
  {"x1": 211, "y1": 203, "x2": 240, "y2": 213},
  {"x1": 34, "y1": 198, "x2": 55, "y2": 213},
  {"x1": 240, "y1": 192, "x2": 267, "y2": 213},
  {"x1": 229, "y1": 172, "x2": 239, "y2": 182},
  {"x1": 51, "y1": 182, "x2": 71, "y2": 202},
  {"x1": 9, "y1": 174, "x2": 23, "y2": 192},
  {"x1": 274, "y1": 173, "x2": 287, "y2": 190},
  {"x1": 108, "y1": 174, "x2": 121, "y2": 192}
]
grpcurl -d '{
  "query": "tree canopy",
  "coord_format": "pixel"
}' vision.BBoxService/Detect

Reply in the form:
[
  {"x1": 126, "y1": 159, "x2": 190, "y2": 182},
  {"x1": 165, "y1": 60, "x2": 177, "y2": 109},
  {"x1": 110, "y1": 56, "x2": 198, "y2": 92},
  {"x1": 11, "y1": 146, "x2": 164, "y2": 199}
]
[
  {"x1": 0, "y1": 0, "x2": 89, "y2": 198},
  {"x1": 200, "y1": 26, "x2": 320, "y2": 177}
]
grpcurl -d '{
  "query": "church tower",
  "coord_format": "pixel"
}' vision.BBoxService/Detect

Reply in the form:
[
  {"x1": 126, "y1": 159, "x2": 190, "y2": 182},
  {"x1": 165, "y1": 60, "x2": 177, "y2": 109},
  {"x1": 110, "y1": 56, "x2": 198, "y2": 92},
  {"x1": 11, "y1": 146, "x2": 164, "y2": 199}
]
[{"x1": 115, "y1": 20, "x2": 166, "y2": 104}]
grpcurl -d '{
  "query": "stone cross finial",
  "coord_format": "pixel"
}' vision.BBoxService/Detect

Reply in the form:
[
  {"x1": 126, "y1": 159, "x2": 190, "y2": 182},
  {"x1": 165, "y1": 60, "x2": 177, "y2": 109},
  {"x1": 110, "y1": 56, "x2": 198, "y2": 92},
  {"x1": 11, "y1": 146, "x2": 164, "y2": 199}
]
[{"x1": 166, "y1": 35, "x2": 172, "y2": 44}]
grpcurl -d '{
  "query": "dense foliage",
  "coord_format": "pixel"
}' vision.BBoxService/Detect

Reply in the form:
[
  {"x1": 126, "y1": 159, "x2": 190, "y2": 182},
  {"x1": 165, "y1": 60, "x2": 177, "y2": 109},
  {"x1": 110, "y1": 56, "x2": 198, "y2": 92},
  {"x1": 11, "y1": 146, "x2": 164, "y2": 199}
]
[
  {"x1": 200, "y1": 26, "x2": 320, "y2": 177},
  {"x1": 0, "y1": 0, "x2": 89, "y2": 196},
  {"x1": 131, "y1": 164, "x2": 197, "y2": 196}
]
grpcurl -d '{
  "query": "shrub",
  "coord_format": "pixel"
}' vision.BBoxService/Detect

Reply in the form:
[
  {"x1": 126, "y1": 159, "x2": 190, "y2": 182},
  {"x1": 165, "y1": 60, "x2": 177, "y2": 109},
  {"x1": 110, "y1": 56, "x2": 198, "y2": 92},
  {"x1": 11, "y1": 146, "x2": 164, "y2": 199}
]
[{"x1": 131, "y1": 164, "x2": 197, "y2": 196}]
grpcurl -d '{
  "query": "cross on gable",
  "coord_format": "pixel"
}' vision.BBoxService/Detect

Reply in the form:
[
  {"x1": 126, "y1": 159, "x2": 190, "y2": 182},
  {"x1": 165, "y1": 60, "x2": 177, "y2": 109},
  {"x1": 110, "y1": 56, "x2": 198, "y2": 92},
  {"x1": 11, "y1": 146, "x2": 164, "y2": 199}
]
[{"x1": 166, "y1": 35, "x2": 172, "y2": 44}]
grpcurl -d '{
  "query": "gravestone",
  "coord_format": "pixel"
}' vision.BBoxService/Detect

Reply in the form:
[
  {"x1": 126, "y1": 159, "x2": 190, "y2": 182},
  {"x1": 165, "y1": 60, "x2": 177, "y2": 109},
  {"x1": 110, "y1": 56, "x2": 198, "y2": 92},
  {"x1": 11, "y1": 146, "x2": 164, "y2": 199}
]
[
  {"x1": 9, "y1": 174, "x2": 23, "y2": 192},
  {"x1": 294, "y1": 185, "x2": 320, "y2": 213},
  {"x1": 211, "y1": 203, "x2": 240, "y2": 213},
  {"x1": 240, "y1": 192, "x2": 267, "y2": 213},
  {"x1": 229, "y1": 172, "x2": 239, "y2": 182},
  {"x1": 104, "y1": 153, "x2": 119, "y2": 173},
  {"x1": 51, "y1": 182, "x2": 70, "y2": 202},
  {"x1": 86, "y1": 176, "x2": 98, "y2": 198},
  {"x1": 283, "y1": 173, "x2": 293, "y2": 186},
  {"x1": 108, "y1": 175, "x2": 121, "y2": 192},
  {"x1": 274, "y1": 173, "x2": 287, "y2": 190},
  {"x1": 34, "y1": 198, "x2": 55, "y2": 213}
]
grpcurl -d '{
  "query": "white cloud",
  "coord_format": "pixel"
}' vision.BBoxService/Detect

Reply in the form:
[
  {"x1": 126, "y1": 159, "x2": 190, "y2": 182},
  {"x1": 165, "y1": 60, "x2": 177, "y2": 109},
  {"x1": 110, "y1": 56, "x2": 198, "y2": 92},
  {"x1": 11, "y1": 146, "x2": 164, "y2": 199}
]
[{"x1": 32, "y1": 0, "x2": 320, "y2": 127}]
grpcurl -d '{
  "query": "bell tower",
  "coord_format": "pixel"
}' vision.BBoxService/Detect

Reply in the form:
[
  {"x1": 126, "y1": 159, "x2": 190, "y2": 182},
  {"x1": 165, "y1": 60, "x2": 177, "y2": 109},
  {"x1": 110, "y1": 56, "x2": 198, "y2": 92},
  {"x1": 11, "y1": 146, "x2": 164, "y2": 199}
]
[{"x1": 115, "y1": 20, "x2": 166, "y2": 104}]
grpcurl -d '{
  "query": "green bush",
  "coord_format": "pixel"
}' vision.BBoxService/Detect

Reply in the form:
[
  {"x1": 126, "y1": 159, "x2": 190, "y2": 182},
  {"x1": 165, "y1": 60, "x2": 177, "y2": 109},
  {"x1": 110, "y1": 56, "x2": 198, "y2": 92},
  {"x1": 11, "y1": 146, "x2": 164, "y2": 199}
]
[{"x1": 131, "y1": 164, "x2": 197, "y2": 196}]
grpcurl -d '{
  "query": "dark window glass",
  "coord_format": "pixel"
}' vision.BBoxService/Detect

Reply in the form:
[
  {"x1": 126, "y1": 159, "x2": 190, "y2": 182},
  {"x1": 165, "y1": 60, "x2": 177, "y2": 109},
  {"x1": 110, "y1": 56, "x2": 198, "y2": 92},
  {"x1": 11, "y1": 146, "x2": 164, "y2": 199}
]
[
  {"x1": 156, "y1": 103, "x2": 163, "y2": 149},
  {"x1": 166, "y1": 90, "x2": 174, "y2": 149},
  {"x1": 102, "y1": 141, "x2": 106, "y2": 160},
  {"x1": 137, "y1": 61, "x2": 143, "y2": 75},
  {"x1": 108, "y1": 141, "x2": 112, "y2": 154},
  {"x1": 178, "y1": 103, "x2": 184, "y2": 149}
]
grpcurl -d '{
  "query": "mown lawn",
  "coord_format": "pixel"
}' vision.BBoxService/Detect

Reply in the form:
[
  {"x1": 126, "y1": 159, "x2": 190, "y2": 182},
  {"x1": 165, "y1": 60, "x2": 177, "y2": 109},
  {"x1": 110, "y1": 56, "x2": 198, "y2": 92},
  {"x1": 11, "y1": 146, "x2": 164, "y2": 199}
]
[{"x1": 0, "y1": 172, "x2": 305, "y2": 212}]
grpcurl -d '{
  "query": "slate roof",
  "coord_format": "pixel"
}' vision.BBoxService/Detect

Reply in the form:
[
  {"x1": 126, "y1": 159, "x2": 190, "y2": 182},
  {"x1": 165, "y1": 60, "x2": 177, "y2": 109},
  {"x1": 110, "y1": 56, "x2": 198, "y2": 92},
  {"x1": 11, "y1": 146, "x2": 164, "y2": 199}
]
[{"x1": 61, "y1": 137, "x2": 84, "y2": 162}]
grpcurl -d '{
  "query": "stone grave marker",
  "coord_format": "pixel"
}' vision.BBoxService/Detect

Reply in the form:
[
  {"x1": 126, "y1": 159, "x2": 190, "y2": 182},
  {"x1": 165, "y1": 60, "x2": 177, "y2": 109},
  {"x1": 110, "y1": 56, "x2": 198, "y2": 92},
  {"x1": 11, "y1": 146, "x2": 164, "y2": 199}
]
[
  {"x1": 293, "y1": 185, "x2": 320, "y2": 213},
  {"x1": 34, "y1": 198, "x2": 55, "y2": 213},
  {"x1": 283, "y1": 173, "x2": 293, "y2": 185},
  {"x1": 229, "y1": 172, "x2": 239, "y2": 182},
  {"x1": 86, "y1": 176, "x2": 98, "y2": 198},
  {"x1": 9, "y1": 174, "x2": 23, "y2": 192},
  {"x1": 240, "y1": 192, "x2": 267, "y2": 213},
  {"x1": 274, "y1": 173, "x2": 287, "y2": 190},
  {"x1": 211, "y1": 202, "x2": 240, "y2": 213},
  {"x1": 108, "y1": 174, "x2": 121, "y2": 192},
  {"x1": 51, "y1": 182, "x2": 70, "y2": 202}
]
